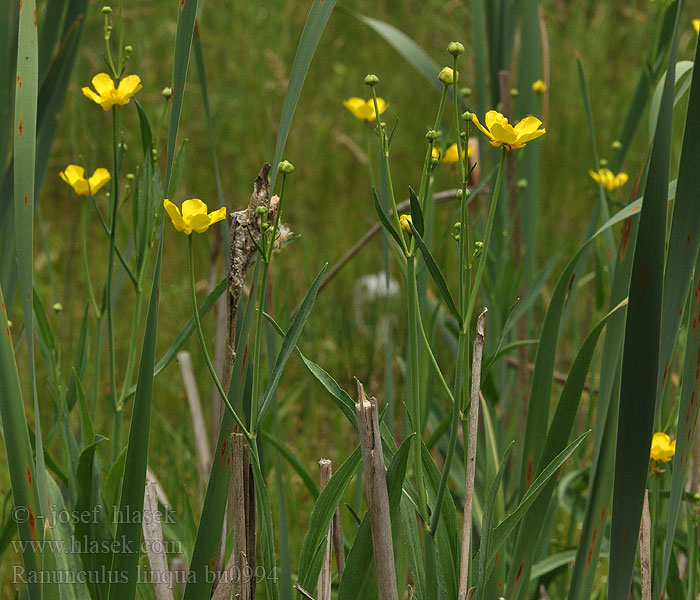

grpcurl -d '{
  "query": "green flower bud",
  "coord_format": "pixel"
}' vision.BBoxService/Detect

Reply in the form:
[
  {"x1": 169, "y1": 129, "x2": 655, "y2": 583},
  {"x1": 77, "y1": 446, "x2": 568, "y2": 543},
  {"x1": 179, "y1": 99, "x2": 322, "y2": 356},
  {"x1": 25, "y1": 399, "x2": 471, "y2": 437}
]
[
  {"x1": 517, "y1": 178, "x2": 528, "y2": 189},
  {"x1": 447, "y1": 41, "x2": 465, "y2": 56},
  {"x1": 425, "y1": 129, "x2": 440, "y2": 141},
  {"x1": 102, "y1": 5, "x2": 112, "y2": 14},
  {"x1": 256, "y1": 205, "x2": 268, "y2": 216},
  {"x1": 599, "y1": 158, "x2": 608, "y2": 167},
  {"x1": 364, "y1": 74, "x2": 379, "y2": 87},
  {"x1": 438, "y1": 67, "x2": 456, "y2": 86},
  {"x1": 460, "y1": 87, "x2": 472, "y2": 97},
  {"x1": 462, "y1": 111, "x2": 473, "y2": 122},
  {"x1": 52, "y1": 303, "x2": 63, "y2": 313},
  {"x1": 279, "y1": 160, "x2": 295, "y2": 174},
  {"x1": 7, "y1": 320, "x2": 12, "y2": 328},
  {"x1": 611, "y1": 140, "x2": 622, "y2": 150},
  {"x1": 126, "y1": 173, "x2": 135, "y2": 181},
  {"x1": 161, "y1": 87, "x2": 172, "y2": 99},
  {"x1": 510, "y1": 88, "x2": 519, "y2": 97}
]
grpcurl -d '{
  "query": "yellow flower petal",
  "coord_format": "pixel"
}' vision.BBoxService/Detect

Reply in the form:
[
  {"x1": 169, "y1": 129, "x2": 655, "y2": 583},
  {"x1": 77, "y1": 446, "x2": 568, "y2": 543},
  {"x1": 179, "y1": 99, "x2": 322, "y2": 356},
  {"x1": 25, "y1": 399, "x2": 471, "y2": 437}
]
[
  {"x1": 614, "y1": 172, "x2": 629, "y2": 187},
  {"x1": 471, "y1": 114, "x2": 494, "y2": 141},
  {"x1": 489, "y1": 122, "x2": 518, "y2": 146},
  {"x1": 516, "y1": 127, "x2": 546, "y2": 144},
  {"x1": 190, "y1": 213, "x2": 213, "y2": 233},
  {"x1": 181, "y1": 198, "x2": 208, "y2": 220},
  {"x1": 694, "y1": 19, "x2": 700, "y2": 35},
  {"x1": 117, "y1": 75, "x2": 143, "y2": 99},
  {"x1": 88, "y1": 168, "x2": 111, "y2": 194},
  {"x1": 484, "y1": 110, "x2": 503, "y2": 131},
  {"x1": 374, "y1": 97, "x2": 388, "y2": 118},
  {"x1": 531, "y1": 79, "x2": 547, "y2": 94},
  {"x1": 442, "y1": 143, "x2": 467, "y2": 164},
  {"x1": 207, "y1": 206, "x2": 227, "y2": 226},
  {"x1": 588, "y1": 169, "x2": 601, "y2": 184},
  {"x1": 164, "y1": 199, "x2": 187, "y2": 232},
  {"x1": 513, "y1": 116, "x2": 543, "y2": 136},
  {"x1": 59, "y1": 164, "x2": 85, "y2": 185},
  {"x1": 82, "y1": 87, "x2": 104, "y2": 106},
  {"x1": 650, "y1": 432, "x2": 676, "y2": 463},
  {"x1": 91, "y1": 73, "x2": 115, "y2": 96},
  {"x1": 343, "y1": 97, "x2": 367, "y2": 120}
]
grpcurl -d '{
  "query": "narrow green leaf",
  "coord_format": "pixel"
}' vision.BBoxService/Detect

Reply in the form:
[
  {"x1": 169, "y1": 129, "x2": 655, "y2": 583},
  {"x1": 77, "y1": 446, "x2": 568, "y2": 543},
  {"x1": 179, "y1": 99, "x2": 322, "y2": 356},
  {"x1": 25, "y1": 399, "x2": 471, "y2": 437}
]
[
  {"x1": 268, "y1": 0, "x2": 338, "y2": 195},
  {"x1": 0, "y1": 283, "x2": 40, "y2": 598},
  {"x1": 338, "y1": 436, "x2": 412, "y2": 600},
  {"x1": 410, "y1": 221, "x2": 462, "y2": 325},
  {"x1": 507, "y1": 302, "x2": 625, "y2": 599},
  {"x1": 408, "y1": 186, "x2": 424, "y2": 237},
  {"x1": 164, "y1": 0, "x2": 199, "y2": 190},
  {"x1": 256, "y1": 263, "x2": 327, "y2": 426},
  {"x1": 340, "y1": 9, "x2": 442, "y2": 94},
  {"x1": 372, "y1": 186, "x2": 403, "y2": 250},
  {"x1": 297, "y1": 446, "x2": 363, "y2": 594},
  {"x1": 107, "y1": 244, "x2": 163, "y2": 599},
  {"x1": 261, "y1": 429, "x2": 319, "y2": 498},
  {"x1": 609, "y1": 3, "x2": 682, "y2": 596}
]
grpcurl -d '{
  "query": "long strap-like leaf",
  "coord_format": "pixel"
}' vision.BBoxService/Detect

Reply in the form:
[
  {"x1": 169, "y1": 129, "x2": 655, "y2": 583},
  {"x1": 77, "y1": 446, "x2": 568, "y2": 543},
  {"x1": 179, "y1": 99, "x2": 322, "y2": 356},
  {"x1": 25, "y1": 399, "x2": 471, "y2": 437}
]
[{"x1": 608, "y1": 2, "x2": 682, "y2": 596}]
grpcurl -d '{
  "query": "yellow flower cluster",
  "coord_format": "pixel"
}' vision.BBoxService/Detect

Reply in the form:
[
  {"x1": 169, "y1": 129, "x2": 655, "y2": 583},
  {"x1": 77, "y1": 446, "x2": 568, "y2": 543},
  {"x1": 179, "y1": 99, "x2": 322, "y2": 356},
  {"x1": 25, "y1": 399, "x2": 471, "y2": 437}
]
[
  {"x1": 343, "y1": 97, "x2": 388, "y2": 122},
  {"x1": 589, "y1": 168, "x2": 628, "y2": 191},
  {"x1": 472, "y1": 110, "x2": 546, "y2": 151}
]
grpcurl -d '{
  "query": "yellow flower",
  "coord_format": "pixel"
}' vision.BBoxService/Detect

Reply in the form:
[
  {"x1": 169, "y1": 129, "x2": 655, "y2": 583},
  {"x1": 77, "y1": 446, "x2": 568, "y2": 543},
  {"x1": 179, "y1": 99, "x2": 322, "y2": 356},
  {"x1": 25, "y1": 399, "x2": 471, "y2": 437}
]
[
  {"x1": 59, "y1": 165, "x2": 111, "y2": 196},
  {"x1": 399, "y1": 214, "x2": 413, "y2": 234},
  {"x1": 164, "y1": 198, "x2": 227, "y2": 235},
  {"x1": 472, "y1": 110, "x2": 546, "y2": 151},
  {"x1": 343, "y1": 97, "x2": 388, "y2": 121},
  {"x1": 650, "y1": 432, "x2": 675, "y2": 463},
  {"x1": 531, "y1": 79, "x2": 547, "y2": 94},
  {"x1": 693, "y1": 19, "x2": 700, "y2": 34},
  {"x1": 82, "y1": 73, "x2": 142, "y2": 110},
  {"x1": 442, "y1": 142, "x2": 472, "y2": 164},
  {"x1": 589, "y1": 168, "x2": 628, "y2": 191},
  {"x1": 432, "y1": 147, "x2": 441, "y2": 159}
]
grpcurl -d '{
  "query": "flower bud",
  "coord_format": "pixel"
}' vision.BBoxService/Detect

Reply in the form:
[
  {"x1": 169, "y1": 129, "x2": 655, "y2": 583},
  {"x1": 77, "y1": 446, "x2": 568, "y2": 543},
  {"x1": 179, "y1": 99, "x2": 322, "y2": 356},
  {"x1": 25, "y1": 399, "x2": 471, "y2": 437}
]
[
  {"x1": 462, "y1": 111, "x2": 473, "y2": 122},
  {"x1": 599, "y1": 158, "x2": 608, "y2": 167},
  {"x1": 126, "y1": 173, "x2": 135, "y2": 181},
  {"x1": 256, "y1": 205, "x2": 268, "y2": 216},
  {"x1": 52, "y1": 303, "x2": 63, "y2": 313},
  {"x1": 438, "y1": 67, "x2": 456, "y2": 86},
  {"x1": 102, "y1": 5, "x2": 112, "y2": 14},
  {"x1": 517, "y1": 179, "x2": 528, "y2": 189},
  {"x1": 161, "y1": 87, "x2": 172, "y2": 99},
  {"x1": 399, "y1": 214, "x2": 413, "y2": 234},
  {"x1": 430, "y1": 157, "x2": 439, "y2": 169},
  {"x1": 278, "y1": 160, "x2": 295, "y2": 175},
  {"x1": 447, "y1": 41, "x2": 465, "y2": 56},
  {"x1": 611, "y1": 140, "x2": 622, "y2": 150},
  {"x1": 460, "y1": 87, "x2": 472, "y2": 97},
  {"x1": 510, "y1": 88, "x2": 519, "y2": 97},
  {"x1": 425, "y1": 129, "x2": 440, "y2": 141},
  {"x1": 124, "y1": 45, "x2": 133, "y2": 58},
  {"x1": 531, "y1": 79, "x2": 547, "y2": 94},
  {"x1": 7, "y1": 320, "x2": 12, "y2": 328},
  {"x1": 364, "y1": 74, "x2": 379, "y2": 87}
]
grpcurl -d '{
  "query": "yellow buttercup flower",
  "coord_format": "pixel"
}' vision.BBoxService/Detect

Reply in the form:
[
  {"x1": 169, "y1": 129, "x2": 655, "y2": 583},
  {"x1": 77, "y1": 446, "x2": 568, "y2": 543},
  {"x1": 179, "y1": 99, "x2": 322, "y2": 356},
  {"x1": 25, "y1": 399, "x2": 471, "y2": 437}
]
[
  {"x1": 442, "y1": 143, "x2": 472, "y2": 164},
  {"x1": 59, "y1": 165, "x2": 111, "y2": 196},
  {"x1": 399, "y1": 214, "x2": 413, "y2": 234},
  {"x1": 531, "y1": 79, "x2": 547, "y2": 94},
  {"x1": 472, "y1": 110, "x2": 546, "y2": 151},
  {"x1": 693, "y1": 19, "x2": 700, "y2": 34},
  {"x1": 343, "y1": 97, "x2": 388, "y2": 121},
  {"x1": 82, "y1": 73, "x2": 142, "y2": 110},
  {"x1": 650, "y1": 432, "x2": 675, "y2": 463},
  {"x1": 589, "y1": 168, "x2": 628, "y2": 191},
  {"x1": 164, "y1": 198, "x2": 227, "y2": 235},
  {"x1": 432, "y1": 147, "x2": 441, "y2": 160}
]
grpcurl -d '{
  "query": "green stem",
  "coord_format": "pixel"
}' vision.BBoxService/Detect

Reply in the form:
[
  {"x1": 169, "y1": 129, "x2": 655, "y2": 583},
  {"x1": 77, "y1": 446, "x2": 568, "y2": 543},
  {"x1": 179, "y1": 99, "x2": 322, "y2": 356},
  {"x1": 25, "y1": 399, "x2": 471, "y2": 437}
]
[
  {"x1": 651, "y1": 474, "x2": 660, "y2": 598},
  {"x1": 407, "y1": 256, "x2": 428, "y2": 523},
  {"x1": 250, "y1": 256, "x2": 270, "y2": 435},
  {"x1": 370, "y1": 86, "x2": 407, "y2": 255},
  {"x1": 117, "y1": 288, "x2": 143, "y2": 407},
  {"x1": 464, "y1": 149, "x2": 506, "y2": 330},
  {"x1": 452, "y1": 55, "x2": 466, "y2": 184},
  {"x1": 106, "y1": 107, "x2": 120, "y2": 457},
  {"x1": 81, "y1": 203, "x2": 100, "y2": 318},
  {"x1": 365, "y1": 121, "x2": 376, "y2": 189},
  {"x1": 188, "y1": 235, "x2": 251, "y2": 441}
]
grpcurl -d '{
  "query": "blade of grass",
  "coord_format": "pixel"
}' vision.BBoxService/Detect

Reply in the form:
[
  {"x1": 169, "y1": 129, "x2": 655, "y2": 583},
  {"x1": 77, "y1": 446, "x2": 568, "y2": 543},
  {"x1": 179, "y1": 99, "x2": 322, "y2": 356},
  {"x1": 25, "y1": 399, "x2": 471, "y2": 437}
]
[
  {"x1": 608, "y1": 3, "x2": 682, "y2": 596},
  {"x1": 268, "y1": 0, "x2": 338, "y2": 195},
  {"x1": 0, "y1": 284, "x2": 40, "y2": 598}
]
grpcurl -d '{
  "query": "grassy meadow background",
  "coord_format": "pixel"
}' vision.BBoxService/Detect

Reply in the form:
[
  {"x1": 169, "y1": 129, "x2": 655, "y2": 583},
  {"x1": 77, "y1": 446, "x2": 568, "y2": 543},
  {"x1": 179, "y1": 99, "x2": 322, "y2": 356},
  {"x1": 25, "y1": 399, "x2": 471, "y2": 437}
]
[{"x1": 2, "y1": 0, "x2": 700, "y2": 597}]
